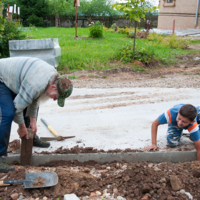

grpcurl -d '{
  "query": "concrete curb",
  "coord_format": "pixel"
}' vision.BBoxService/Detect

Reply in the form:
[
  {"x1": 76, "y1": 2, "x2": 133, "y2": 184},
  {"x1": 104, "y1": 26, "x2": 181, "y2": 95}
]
[{"x1": 5, "y1": 151, "x2": 197, "y2": 166}]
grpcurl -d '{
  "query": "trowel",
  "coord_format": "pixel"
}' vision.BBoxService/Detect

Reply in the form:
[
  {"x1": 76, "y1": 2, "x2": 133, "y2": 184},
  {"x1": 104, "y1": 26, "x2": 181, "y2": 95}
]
[
  {"x1": 40, "y1": 118, "x2": 75, "y2": 141},
  {"x1": 0, "y1": 172, "x2": 58, "y2": 189}
]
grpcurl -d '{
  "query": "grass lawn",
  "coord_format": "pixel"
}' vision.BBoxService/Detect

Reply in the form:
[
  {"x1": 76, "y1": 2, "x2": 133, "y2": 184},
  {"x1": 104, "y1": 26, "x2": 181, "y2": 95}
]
[{"x1": 25, "y1": 27, "x2": 200, "y2": 72}]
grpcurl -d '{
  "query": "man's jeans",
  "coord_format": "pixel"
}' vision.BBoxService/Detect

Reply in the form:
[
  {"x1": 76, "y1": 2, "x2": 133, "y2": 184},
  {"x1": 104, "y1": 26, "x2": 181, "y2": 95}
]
[
  {"x1": 0, "y1": 81, "x2": 16, "y2": 156},
  {"x1": 166, "y1": 124, "x2": 183, "y2": 147},
  {"x1": 0, "y1": 81, "x2": 38, "y2": 156}
]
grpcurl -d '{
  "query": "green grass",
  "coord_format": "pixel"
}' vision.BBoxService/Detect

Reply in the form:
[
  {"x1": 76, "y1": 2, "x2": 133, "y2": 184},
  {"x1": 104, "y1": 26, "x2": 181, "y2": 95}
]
[{"x1": 25, "y1": 27, "x2": 199, "y2": 72}]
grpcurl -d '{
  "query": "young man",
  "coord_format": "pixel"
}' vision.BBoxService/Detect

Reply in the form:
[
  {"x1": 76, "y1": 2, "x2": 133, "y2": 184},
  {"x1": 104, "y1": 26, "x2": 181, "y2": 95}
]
[
  {"x1": 0, "y1": 57, "x2": 73, "y2": 172},
  {"x1": 145, "y1": 104, "x2": 200, "y2": 160}
]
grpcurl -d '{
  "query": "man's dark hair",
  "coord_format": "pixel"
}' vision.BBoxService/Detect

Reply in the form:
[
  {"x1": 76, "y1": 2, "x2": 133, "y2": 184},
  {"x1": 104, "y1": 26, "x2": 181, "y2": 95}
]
[{"x1": 179, "y1": 104, "x2": 197, "y2": 121}]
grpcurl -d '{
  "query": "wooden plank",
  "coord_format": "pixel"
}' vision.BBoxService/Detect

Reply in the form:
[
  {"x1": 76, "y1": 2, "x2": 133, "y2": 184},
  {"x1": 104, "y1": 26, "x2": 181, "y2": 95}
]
[{"x1": 20, "y1": 129, "x2": 34, "y2": 166}]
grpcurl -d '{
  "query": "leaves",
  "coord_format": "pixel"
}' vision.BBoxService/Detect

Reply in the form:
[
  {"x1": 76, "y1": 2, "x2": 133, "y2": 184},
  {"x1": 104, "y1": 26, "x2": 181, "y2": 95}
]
[{"x1": 112, "y1": 0, "x2": 158, "y2": 22}]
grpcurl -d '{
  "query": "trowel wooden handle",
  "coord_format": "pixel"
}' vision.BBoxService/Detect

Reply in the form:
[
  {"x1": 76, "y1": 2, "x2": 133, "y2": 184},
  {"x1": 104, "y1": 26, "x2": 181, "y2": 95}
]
[
  {"x1": 41, "y1": 118, "x2": 59, "y2": 137},
  {"x1": 0, "y1": 181, "x2": 10, "y2": 186}
]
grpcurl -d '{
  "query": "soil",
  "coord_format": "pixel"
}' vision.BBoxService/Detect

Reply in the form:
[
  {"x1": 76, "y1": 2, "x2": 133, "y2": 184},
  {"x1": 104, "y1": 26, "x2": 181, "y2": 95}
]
[
  {"x1": 1, "y1": 160, "x2": 200, "y2": 200},
  {"x1": 65, "y1": 56, "x2": 200, "y2": 89},
  {"x1": 32, "y1": 177, "x2": 46, "y2": 187}
]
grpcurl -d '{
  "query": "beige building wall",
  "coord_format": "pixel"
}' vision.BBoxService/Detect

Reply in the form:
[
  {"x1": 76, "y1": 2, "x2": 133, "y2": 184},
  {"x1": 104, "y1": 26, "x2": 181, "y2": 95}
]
[{"x1": 158, "y1": 0, "x2": 200, "y2": 30}]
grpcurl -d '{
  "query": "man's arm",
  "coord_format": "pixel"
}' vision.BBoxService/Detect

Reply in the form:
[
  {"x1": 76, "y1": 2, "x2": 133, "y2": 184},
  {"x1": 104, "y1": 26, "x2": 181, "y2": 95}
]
[
  {"x1": 194, "y1": 139, "x2": 200, "y2": 161},
  {"x1": 145, "y1": 118, "x2": 160, "y2": 151}
]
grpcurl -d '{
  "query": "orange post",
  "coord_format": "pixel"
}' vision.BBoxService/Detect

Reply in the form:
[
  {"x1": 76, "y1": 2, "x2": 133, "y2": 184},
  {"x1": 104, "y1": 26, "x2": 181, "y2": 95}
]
[
  {"x1": 7, "y1": 4, "x2": 9, "y2": 20},
  {"x1": 172, "y1": 19, "x2": 175, "y2": 35}
]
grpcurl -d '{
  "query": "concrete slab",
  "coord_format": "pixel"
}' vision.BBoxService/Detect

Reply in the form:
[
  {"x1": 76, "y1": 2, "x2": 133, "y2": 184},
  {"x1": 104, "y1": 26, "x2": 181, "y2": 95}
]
[
  {"x1": 4, "y1": 151, "x2": 197, "y2": 166},
  {"x1": 151, "y1": 28, "x2": 200, "y2": 36},
  {"x1": 10, "y1": 87, "x2": 200, "y2": 154}
]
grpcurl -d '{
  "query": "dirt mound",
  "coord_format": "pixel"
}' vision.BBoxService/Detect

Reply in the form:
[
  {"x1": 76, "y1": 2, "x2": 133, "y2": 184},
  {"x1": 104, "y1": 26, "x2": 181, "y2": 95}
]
[
  {"x1": 0, "y1": 160, "x2": 200, "y2": 199},
  {"x1": 7, "y1": 139, "x2": 20, "y2": 153},
  {"x1": 35, "y1": 146, "x2": 143, "y2": 154}
]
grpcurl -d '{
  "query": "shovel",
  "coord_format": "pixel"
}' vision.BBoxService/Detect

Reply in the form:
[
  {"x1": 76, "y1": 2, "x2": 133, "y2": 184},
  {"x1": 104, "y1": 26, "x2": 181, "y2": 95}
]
[
  {"x1": 0, "y1": 172, "x2": 58, "y2": 189},
  {"x1": 40, "y1": 118, "x2": 75, "y2": 141}
]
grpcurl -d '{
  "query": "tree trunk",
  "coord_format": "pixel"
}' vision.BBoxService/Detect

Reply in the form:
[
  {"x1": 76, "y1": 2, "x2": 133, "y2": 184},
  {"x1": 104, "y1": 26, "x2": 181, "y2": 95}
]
[
  {"x1": 55, "y1": 13, "x2": 59, "y2": 27},
  {"x1": 133, "y1": 21, "x2": 137, "y2": 56}
]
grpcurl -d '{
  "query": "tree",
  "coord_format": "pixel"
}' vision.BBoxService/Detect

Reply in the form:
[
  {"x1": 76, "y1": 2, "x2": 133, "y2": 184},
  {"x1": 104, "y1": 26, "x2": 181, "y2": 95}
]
[
  {"x1": 17, "y1": 0, "x2": 49, "y2": 26},
  {"x1": 112, "y1": 0, "x2": 157, "y2": 54},
  {"x1": 79, "y1": 0, "x2": 119, "y2": 17},
  {"x1": 46, "y1": 0, "x2": 72, "y2": 27}
]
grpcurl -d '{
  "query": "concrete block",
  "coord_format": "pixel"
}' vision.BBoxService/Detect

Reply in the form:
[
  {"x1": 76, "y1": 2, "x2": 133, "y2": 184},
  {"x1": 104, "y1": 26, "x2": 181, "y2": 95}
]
[{"x1": 9, "y1": 38, "x2": 61, "y2": 67}]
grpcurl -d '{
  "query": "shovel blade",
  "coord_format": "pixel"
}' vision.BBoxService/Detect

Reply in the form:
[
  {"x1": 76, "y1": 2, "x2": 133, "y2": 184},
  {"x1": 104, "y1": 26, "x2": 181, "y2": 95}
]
[{"x1": 24, "y1": 172, "x2": 58, "y2": 189}]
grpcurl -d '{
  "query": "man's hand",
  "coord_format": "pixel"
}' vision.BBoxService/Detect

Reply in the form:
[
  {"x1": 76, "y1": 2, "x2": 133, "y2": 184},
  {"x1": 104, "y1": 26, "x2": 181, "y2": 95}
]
[
  {"x1": 29, "y1": 117, "x2": 37, "y2": 134},
  {"x1": 17, "y1": 124, "x2": 28, "y2": 139},
  {"x1": 145, "y1": 144, "x2": 157, "y2": 151}
]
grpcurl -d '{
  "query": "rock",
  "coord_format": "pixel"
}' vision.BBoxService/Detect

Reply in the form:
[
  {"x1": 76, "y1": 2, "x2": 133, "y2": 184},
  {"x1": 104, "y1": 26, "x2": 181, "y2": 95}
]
[
  {"x1": 80, "y1": 181, "x2": 89, "y2": 187},
  {"x1": 64, "y1": 193, "x2": 80, "y2": 200},
  {"x1": 32, "y1": 193, "x2": 38, "y2": 198},
  {"x1": 133, "y1": 60, "x2": 144, "y2": 67},
  {"x1": 134, "y1": 188, "x2": 140, "y2": 196},
  {"x1": 117, "y1": 196, "x2": 126, "y2": 200},
  {"x1": 116, "y1": 163, "x2": 120, "y2": 168},
  {"x1": 121, "y1": 165, "x2": 127, "y2": 170},
  {"x1": 43, "y1": 197, "x2": 48, "y2": 200},
  {"x1": 124, "y1": 176, "x2": 130, "y2": 182},
  {"x1": 84, "y1": 168, "x2": 90, "y2": 173},
  {"x1": 179, "y1": 189, "x2": 185, "y2": 194},
  {"x1": 101, "y1": 172, "x2": 107, "y2": 178},
  {"x1": 82, "y1": 191, "x2": 90, "y2": 196},
  {"x1": 106, "y1": 166, "x2": 111, "y2": 170},
  {"x1": 113, "y1": 188, "x2": 118, "y2": 195},
  {"x1": 141, "y1": 184, "x2": 151, "y2": 193},
  {"x1": 89, "y1": 192, "x2": 97, "y2": 198},
  {"x1": 192, "y1": 169, "x2": 200, "y2": 178},
  {"x1": 10, "y1": 193, "x2": 19, "y2": 200},
  {"x1": 152, "y1": 183, "x2": 160, "y2": 189},
  {"x1": 167, "y1": 196, "x2": 174, "y2": 200},
  {"x1": 141, "y1": 195, "x2": 149, "y2": 200},
  {"x1": 95, "y1": 191, "x2": 101, "y2": 196},
  {"x1": 170, "y1": 175, "x2": 183, "y2": 191},
  {"x1": 19, "y1": 196, "x2": 25, "y2": 200},
  {"x1": 194, "y1": 57, "x2": 200, "y2": 61}
]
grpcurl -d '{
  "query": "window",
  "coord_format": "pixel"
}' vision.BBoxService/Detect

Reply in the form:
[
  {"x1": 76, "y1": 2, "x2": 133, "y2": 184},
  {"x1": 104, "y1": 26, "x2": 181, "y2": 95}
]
[{"x1": 163, "y1": 0, "x2": 175, "y2": 7}]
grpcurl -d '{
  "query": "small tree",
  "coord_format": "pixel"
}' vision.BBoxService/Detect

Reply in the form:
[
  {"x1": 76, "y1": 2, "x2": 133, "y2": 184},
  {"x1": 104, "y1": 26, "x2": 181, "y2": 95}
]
[
  {"x1": 112, "y1": 0, "x2": 157, "y2": 54},
  {"x1": 46, "y1": 0, "x2": 71, "y2": 27}
]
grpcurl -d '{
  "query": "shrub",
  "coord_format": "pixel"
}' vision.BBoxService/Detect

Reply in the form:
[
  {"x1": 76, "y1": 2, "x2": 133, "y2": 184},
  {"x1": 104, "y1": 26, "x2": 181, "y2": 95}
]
[
  {"x1": 128, "y1": 30, "x2": 135, "y2": 38},
  {"x1": 118, "y1": 27, "x2": 129, "y2": 35},
  {"x1": 148, "y1": 32, "x2": 189, "y2": 49},
  {"x1": 116, "y1": 42, "x2": 155, "y2": 64},
  {"x1": 89, "y1": 21, "x2": 103, "y2": 38},
  {"x1": 111, "y1": 23, "x2": 117, "y2": 30},
  {"x1": 0, "y1": 16, "x2": 5, "y2": 53},
  {"x1": 147, "y1": 32, "x2": 163, "y2": 43},
  {"x1": 27, "y1": 14, "x2": 44, "y2": 27},
  {"x1": 163, "y1": 35, "x2": 189, "y2": 49},
  {"x1": 0, "y1": 20, "x2": 26, "y2": 58}
]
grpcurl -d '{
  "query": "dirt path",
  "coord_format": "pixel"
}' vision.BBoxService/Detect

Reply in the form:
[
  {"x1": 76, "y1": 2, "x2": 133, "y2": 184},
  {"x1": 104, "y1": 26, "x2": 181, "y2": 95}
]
[{"x1": 67, "y1": 61, "x2": 200, "y2": 89}]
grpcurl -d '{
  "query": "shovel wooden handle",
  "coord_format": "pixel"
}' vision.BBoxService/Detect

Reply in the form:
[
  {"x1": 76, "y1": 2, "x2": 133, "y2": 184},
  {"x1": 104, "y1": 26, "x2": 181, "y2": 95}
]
[{"x1": 0, "y1": 181, "x2": 13, "y2": 186}]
